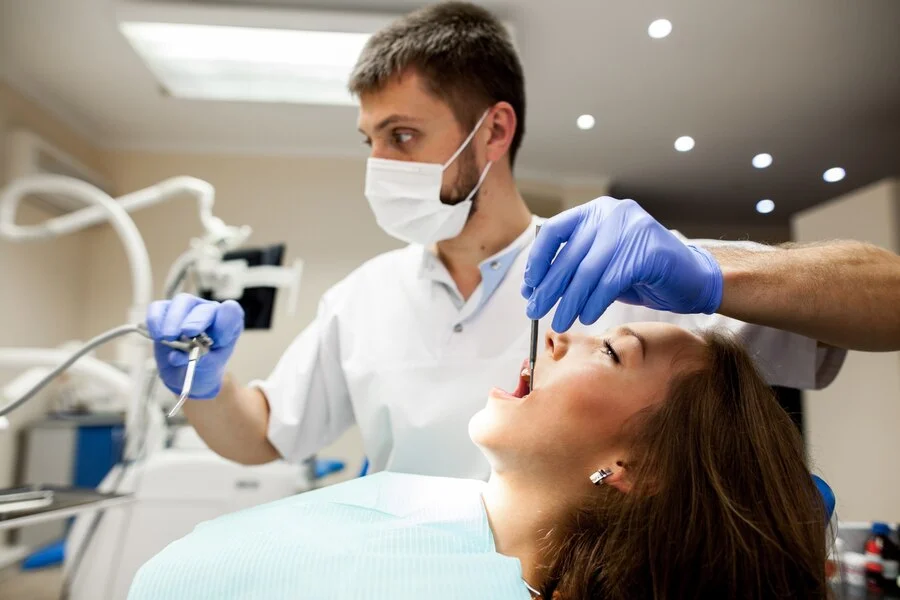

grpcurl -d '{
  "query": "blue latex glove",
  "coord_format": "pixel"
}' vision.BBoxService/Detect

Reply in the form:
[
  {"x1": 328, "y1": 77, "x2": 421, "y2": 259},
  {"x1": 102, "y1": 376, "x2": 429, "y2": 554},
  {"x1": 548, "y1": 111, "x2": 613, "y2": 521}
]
[
  {"x1": 146, "y1": 293, "x2": 244, "y2": 399},
  {"x1": 522, "y1": 197, "x2": 724, "y2": 332}
]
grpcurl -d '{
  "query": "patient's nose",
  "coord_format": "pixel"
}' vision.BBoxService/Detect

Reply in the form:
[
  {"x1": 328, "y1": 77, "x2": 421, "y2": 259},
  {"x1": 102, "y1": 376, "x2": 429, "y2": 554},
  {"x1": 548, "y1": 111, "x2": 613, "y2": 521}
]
[{"x1": 546, "y1": 331, "x2": 569, "y2": 360}]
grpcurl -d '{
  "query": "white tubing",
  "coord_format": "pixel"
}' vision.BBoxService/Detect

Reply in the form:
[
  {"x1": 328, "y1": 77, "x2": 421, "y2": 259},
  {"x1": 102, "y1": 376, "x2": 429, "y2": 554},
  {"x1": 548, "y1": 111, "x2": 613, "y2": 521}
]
[
  {"x1": 0, "y1": 349, "x2": 132, "y2": 399},
  {"x1": 117, "y1": 176, "x2": 218, "y2": 234},
  {"x1": 0, "y1": 175, "x2": 153, "y2": 313},
  {"x1": 0, "y1": 175, "x2": 218, "y2": 239},
  {"x1": 163, "y1": 248, "x2": 200, "y2": 299}
]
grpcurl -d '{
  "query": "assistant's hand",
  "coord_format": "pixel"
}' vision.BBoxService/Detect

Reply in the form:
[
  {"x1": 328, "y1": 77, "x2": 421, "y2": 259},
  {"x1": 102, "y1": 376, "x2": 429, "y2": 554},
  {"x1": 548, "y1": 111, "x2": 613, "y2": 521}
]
[
  {"x1": 146, "y1": 293, "x2": 244, "y2": 398},
  {"x1": 522, "y1": 197, "x2": 724, "y2": 332}
]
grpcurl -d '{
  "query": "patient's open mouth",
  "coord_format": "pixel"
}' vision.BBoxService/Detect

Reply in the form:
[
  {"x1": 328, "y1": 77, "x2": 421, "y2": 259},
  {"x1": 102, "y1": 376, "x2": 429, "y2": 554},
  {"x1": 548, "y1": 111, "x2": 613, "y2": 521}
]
[
  {"x1": 489, "y1": 359, "x2": 533, "y2": 401},
  {"x1": 512, "y1": 358, "x2": 531, "y2": 398}
]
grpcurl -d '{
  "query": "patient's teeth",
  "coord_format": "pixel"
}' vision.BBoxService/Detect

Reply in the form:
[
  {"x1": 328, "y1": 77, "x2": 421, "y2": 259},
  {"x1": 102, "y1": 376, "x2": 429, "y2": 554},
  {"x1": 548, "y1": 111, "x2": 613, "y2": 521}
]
[{"x1": 520, "y1": 368, "x2": 530, "y2": 379}]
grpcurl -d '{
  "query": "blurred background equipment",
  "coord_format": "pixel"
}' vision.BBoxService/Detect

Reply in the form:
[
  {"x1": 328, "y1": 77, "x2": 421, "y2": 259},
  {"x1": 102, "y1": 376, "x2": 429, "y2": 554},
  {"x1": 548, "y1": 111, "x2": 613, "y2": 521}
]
[{"x1": 0, "y1": 171, "x2": 313, "y2": 599}]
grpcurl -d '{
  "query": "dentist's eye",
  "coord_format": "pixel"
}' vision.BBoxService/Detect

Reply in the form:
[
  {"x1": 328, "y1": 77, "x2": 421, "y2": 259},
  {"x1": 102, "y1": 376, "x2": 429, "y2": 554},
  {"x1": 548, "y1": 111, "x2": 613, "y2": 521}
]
[
  {"x1": 603, "y1": 339, "x2": 620, "y2": 364},
  {"x1": 392, "y1": 131, "x2": 414, "y2": 145}
]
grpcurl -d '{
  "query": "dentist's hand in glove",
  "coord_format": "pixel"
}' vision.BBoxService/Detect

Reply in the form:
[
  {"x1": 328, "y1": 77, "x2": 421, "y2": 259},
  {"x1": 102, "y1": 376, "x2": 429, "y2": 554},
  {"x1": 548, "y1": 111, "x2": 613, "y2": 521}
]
[
  {"x1": 146, "y1": 294, "x2": 245, "y2": 398},
  {"x1": 522, "y1": 197, "x2": 724, "y2": 333}
]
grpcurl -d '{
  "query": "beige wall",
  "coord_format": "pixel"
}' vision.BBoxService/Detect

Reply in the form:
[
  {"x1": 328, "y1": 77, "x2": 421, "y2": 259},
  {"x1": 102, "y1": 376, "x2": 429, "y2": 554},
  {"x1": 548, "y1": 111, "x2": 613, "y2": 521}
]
[
  {"x1": 518, "y1": 178, "x2": 611, "y2": 216},
  {"x1": 0, "y1": 83, "x2": 107, "y2": 183},
  {"x1": 792, "y1": 178, "x2": 900, "y2": 522},
  {"x1": 0, "y1": 84, "x2": 101, "y2": 489}
]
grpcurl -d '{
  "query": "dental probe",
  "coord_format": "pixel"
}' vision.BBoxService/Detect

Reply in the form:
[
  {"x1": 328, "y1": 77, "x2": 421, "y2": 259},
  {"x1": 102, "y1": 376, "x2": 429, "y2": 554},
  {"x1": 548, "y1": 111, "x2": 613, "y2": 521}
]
[{"x1": 528, "y1": 224, "x2": 541, "y2": 393}]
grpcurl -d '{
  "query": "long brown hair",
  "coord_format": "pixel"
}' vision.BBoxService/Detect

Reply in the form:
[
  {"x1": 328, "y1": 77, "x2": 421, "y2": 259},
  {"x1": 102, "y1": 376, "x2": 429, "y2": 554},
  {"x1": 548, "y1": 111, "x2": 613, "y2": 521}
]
[{"x1": 540, "y1": 330, "x2": 830, "y2": 599}]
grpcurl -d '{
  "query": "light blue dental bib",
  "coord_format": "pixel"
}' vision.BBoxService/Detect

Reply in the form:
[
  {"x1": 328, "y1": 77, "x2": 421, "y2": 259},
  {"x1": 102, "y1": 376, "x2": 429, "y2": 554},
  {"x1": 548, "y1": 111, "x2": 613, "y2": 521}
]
[{"x1": 128, "y1": 472, "x2": 530, "y2": 599}]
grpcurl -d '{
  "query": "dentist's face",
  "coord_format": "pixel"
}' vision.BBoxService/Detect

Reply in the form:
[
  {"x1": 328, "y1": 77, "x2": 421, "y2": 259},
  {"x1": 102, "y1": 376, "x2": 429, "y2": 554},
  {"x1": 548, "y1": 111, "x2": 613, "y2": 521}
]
[
  {"x1": 356, "y1": 68, "x2": 486, "y2": 208},
  {"x1": 469, "y1": 322, "x2": 705, "y2": 482}
]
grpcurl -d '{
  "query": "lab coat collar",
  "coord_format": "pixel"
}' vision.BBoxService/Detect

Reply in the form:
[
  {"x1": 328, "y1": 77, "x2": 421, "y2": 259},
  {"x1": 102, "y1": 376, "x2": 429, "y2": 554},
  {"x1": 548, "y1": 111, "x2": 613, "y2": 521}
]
[{"x1": 415, "y1": 214, "x2": 544, "y2": 282}]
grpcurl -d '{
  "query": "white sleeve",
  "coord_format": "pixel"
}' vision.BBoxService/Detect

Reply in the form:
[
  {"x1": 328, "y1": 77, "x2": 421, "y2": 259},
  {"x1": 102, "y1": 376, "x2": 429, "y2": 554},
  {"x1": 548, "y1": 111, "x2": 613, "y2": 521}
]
[
  {"x1": 669, "y1": 234, "x2": 847, "y2": 389},
  {"x1": 248, "y1": 288, "x2": 354, "y2": 464},
  {"x1": 659, "y1": 312, "x2": 846, "y2": 390}
]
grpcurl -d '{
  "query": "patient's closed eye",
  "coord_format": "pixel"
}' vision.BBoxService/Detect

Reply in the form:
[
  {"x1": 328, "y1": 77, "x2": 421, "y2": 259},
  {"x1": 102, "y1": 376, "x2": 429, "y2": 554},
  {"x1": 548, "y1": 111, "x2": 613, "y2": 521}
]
[{"x1": 602, "y1": 340, "x2": 619, "y2": 363}]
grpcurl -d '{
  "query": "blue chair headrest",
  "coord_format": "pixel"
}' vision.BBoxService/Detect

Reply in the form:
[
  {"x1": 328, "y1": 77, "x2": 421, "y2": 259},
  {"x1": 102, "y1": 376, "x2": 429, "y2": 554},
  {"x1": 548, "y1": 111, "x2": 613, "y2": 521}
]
[{"x1": 812, "y1": 475, "x2": 835, "y2": 522}]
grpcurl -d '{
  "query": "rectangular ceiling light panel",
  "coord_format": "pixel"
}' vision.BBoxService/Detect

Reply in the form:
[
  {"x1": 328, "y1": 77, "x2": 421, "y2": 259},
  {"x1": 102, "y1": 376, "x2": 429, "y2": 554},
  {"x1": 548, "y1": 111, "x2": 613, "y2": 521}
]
[{"x1": 116, "y1": 2, "x2": 396, "y2": 106}]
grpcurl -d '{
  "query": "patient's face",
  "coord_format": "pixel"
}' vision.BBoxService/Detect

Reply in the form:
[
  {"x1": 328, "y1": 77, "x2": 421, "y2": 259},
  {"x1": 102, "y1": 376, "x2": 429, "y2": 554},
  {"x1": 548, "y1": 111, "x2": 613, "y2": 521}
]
[{"x1": 469, "y1": 322, "x2": 705, "y2": 481}]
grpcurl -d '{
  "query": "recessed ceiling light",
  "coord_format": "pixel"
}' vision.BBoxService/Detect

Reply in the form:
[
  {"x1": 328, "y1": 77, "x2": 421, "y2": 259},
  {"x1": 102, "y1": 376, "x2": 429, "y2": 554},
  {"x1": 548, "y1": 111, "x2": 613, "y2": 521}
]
[
  {"x1": 674, "y1": 136, "x2": 695, "y2": 152},
  {"x1": 648, "y1": 19, "x2": 672, "y2": 39},
  {"x1": 756, "y1": 199, "x2": 775, "y2": 214},
  {"x1": 576, "y1": 114, "x2": 596, "y2": 130},
  {"x1": 752, "y1": 153, "x2": 773, "y2": 169},
  {"x1": 823, "y1": 167, "x2": 846, "y2": 183}
]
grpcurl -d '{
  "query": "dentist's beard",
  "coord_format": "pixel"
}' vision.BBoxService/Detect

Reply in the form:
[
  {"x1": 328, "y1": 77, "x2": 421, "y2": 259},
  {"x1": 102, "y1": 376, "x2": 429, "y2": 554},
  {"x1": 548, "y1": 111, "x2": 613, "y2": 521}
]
[{"x1": 440, "y1": 146, "x2": 483, "y2": 219}]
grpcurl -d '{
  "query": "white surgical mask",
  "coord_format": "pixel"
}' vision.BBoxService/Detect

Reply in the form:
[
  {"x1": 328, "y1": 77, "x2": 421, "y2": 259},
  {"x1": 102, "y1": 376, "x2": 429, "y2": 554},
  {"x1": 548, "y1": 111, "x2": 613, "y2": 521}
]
[{"x1": 364, "y1": 110, "x2": 493, "y2": 245}]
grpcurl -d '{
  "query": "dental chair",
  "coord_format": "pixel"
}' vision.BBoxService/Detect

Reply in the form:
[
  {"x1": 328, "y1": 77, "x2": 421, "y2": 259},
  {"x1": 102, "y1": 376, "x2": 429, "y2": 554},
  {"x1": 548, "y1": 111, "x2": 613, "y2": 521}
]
[{"x1": 814, "y1": 475, "x2": 836, "y2": 522}]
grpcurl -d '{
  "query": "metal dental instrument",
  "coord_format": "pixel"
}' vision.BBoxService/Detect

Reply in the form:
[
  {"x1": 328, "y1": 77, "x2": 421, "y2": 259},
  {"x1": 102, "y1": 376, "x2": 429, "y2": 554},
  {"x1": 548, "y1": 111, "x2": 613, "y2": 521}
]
[
  {"x1": 528, "y1": 319, "x2": 538, "y2": 394},
  {"x1": 528, "y1": 224, "x2": 541, "y2": 393},
  {"x1": 162, "y1": 332, "x2": 213, "y2": 418}
]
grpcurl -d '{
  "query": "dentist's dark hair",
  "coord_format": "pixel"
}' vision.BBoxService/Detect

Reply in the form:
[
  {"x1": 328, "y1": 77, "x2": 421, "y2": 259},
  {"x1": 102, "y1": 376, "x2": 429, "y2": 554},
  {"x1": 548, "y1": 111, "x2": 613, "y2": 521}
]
[
  {"x1": 348, "y1": 1, "x2": 526, "y2": 167},
  {"x1": 541, "y1": 331, "x2": 830, "y2": 599}
]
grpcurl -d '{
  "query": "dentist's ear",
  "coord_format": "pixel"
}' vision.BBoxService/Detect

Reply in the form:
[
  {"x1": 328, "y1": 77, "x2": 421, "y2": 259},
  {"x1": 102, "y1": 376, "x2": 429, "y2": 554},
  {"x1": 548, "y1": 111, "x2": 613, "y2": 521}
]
[{"x1": 484, "y1": 102, "x2": 516, "y2": 164}]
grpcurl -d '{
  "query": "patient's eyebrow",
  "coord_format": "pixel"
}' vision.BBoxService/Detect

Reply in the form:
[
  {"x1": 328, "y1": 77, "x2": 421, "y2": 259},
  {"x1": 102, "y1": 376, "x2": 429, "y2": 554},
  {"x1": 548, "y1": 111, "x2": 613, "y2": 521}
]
[{"x1": 621, "y1": 327, "x2": 647, "y2": 359}]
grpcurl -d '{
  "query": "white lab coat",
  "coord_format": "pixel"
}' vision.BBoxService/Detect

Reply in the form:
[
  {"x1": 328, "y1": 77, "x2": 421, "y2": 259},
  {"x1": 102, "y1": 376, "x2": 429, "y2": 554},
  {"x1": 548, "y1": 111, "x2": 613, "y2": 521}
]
[{"x1": 251, "y1": 219, "x2": 846, "y2": 480}]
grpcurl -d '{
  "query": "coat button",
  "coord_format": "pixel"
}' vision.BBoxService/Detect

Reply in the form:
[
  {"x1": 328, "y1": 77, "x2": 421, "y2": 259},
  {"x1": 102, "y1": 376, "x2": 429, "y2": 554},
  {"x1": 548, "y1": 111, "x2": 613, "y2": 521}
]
[
  {"x1": 453, "y1": 323, "x2": 464, "y2": 333},
  {"x1": 489, "y1": 260, "x2": 500, "y2": 270}
]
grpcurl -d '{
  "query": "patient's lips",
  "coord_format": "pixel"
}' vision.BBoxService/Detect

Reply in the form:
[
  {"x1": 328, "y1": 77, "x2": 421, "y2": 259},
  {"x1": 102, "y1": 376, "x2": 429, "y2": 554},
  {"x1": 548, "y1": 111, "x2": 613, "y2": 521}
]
[
  {"x1": 489, "y1": 359, "x2": 532, "y2": 401},
  {"x1": 512, "y1": 359, "x2": 531, "y2": 398}
]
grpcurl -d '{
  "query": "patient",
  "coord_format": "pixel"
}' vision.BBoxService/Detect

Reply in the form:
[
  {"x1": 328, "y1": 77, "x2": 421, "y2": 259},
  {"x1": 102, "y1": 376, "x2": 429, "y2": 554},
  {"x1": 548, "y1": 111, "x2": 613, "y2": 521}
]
[{"x1": 128, "y1": 323, "x2": 829, "y2": 599}]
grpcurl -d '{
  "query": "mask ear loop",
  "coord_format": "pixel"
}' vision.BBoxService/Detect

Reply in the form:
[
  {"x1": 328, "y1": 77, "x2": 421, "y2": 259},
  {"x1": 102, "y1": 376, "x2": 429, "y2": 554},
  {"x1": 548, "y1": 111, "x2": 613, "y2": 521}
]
[
  {"x1": 442, "y1": 109, "x2": 492, "y2": 169},
  {"x1": 456, "y1": 159, "x2": 494, "y2": 205}
]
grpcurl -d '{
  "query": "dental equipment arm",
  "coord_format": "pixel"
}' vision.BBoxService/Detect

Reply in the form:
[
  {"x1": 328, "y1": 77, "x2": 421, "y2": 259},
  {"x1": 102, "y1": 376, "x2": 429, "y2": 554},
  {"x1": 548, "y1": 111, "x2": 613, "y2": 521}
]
[
  {"x1": 0, "y1": 175, "x2": 232, "y2": 245},
  {"x1": 0, "y1": 176, "x2": 157, "y2": 457},
  {"x1": 0, "y1": 173, "x2": 299, "y2": 460},
  {"x1": 0, "y1": 174, "x2": 232, "y2": 459},
  {"x1": 0, "y1": 174, "x2": 253, "y2": 318},
  {"x1": 1, "y1": 175, "x2": 154, "y2": 324}
]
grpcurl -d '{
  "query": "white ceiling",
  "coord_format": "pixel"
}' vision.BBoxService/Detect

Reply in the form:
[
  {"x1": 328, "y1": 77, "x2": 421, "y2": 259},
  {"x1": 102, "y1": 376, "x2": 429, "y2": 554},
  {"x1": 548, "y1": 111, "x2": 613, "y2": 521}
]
[{"x1": 1, "y1": 0, "x2": 899, "y2": 223}]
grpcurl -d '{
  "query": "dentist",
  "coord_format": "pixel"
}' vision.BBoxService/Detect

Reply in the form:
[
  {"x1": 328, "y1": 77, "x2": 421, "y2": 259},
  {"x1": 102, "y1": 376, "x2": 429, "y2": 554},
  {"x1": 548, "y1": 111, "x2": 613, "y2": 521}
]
[{"x1": 146, "y1": 2, "x2": 855, "y2": 479}]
